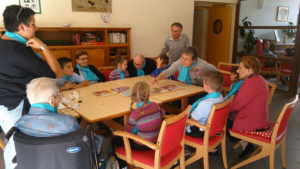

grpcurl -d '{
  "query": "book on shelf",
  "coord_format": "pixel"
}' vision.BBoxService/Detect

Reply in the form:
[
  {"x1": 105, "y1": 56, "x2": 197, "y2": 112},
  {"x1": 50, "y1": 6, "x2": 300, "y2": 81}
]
[
  {"x1": 109, "y1": 32, "x2": 127, "y2": 44},
  {"x1": 81, "y1": 42, "x2": 104, "y2": 45}
]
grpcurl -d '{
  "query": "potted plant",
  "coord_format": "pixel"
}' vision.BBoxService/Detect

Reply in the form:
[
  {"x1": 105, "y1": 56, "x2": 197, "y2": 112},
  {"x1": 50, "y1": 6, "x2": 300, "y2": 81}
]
[
  {"x1": 283, "y1": 22, "x2": 297, "y2": 41},
  {"x1": 239, "y1": 17, "x2": 257, "y2": 55}
]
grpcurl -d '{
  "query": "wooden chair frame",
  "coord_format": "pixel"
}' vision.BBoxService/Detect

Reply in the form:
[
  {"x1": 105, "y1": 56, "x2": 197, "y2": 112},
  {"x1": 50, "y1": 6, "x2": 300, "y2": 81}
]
[
  {"x1": 217, "y1": 62, "x2": 239, "y2": 70},
  {"x1": 267, "y1": 81, "x2": 277, "y2": 107},
  {"x1": 0, "y1": 127, "x2": 5, "y2": 150},
  {"x1": 229, "y1": 95, "x2": 298, "y2": 169},
  {"x1": 184, "y1": 96, "x2": 234, "y2": 169},
  {"x1": 275, "y1": 58, "x2": 292, "y2": 86},
  {"x1": 114, "y1": 106, "x2": 191, "y2": 169}
]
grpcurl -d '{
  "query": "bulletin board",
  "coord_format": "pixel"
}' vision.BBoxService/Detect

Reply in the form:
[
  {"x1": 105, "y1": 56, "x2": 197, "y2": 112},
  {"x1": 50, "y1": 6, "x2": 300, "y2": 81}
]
[{"x1": 72, "y1": 0, "x2": 112, "y2": 13}]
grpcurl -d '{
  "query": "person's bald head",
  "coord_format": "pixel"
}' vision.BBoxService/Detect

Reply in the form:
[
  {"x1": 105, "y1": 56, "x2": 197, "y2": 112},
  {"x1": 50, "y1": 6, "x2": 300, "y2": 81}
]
[{"x1": 133, "y1": 54, "x2": 145, "y2": 70}]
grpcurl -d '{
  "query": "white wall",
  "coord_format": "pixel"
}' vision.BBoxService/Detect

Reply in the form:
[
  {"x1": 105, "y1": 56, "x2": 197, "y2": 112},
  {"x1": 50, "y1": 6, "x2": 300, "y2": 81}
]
[
  {"x1": 0, "y1": 0, "x2": 194, "y2": 58},
  {"x1": 239, "y1": 0, "x2": 299, "y2": 40}
]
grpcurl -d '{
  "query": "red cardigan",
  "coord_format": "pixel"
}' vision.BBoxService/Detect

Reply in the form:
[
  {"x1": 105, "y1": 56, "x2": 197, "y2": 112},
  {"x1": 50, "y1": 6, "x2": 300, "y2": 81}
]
[{"x1": 231, "y1": 75, "x2": 269, "y2": 132}]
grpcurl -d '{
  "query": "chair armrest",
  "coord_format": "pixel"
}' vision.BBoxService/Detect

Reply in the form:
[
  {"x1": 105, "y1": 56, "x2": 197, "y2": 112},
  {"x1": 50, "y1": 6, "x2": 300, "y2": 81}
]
[
  {"x1": 187, "y1": 119, "x2": 207, "y2": 130},
  {"x1": 113, "y1": 131, "x2": 159, "y2": 150},
  {"x1": 163, "y1": 115, "x2": 176, "y2": 119}
]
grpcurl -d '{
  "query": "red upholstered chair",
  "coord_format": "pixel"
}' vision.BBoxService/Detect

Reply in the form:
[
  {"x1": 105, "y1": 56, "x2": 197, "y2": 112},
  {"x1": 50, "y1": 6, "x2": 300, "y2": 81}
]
[
  {"x1": 217, "y1": 62, "x2": 238, "y2": 93},
  {"x1": 98, "y1": 66, "x2": 114, "y2": 81},
  {"x1": 276, "y1": 57, "x2": 293, "y2": 85},
  {"x1": 184, "y1": 96, "x2": 234, "y2": 169},
  {"x1": 229, "y1": 95, "x2": 299, "y2": 169},
  {"x1": 114, "y1": 106, "x2": 190, "y2": 169}
]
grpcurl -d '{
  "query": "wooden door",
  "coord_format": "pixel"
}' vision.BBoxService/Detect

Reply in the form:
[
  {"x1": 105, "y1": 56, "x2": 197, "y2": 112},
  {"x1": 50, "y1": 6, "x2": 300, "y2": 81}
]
[{"x1": 206, "y1": 6, "x2": 232, "y2": 67}]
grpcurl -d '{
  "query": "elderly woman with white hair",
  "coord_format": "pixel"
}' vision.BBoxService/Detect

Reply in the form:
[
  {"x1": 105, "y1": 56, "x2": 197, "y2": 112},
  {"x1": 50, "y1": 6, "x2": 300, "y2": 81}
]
[{"x1": 15, "y1": 77, "x2": 80, "y2": 137}]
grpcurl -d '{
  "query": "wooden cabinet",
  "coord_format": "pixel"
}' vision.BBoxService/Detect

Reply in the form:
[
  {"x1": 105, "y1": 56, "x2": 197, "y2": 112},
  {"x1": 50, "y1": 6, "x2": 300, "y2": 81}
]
[
  {"x1": 271, "y1": 42, "x2": 294, "y2": 55},
  {"x1": 0, "y1": 27, "x2": 131, "y2": 68}
]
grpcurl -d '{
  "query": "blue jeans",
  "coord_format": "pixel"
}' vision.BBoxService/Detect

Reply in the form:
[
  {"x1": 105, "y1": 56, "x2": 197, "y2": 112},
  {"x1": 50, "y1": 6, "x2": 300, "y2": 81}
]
[{"x1": 0, "y1": 100, "x2": 24, "y2": 169}]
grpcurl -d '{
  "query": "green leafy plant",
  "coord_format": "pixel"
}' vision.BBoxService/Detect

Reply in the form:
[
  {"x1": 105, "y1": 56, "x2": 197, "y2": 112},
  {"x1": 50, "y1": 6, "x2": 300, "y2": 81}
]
[
  {"x1": 239, "y1": 17, "x2": 257, "y2": 54},
  {"x1": 283, "y1": 22, "x2": 297, "y2": 39}
]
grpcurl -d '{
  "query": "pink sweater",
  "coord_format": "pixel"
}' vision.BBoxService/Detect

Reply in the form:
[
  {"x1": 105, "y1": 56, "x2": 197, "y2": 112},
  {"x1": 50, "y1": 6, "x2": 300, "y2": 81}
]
[{"x1": 231, "y1": 75, "x2": 269, "y2": 132}]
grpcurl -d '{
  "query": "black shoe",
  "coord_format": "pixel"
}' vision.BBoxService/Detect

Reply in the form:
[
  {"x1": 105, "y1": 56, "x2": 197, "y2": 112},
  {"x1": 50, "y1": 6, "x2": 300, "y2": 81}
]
[
  {"x1": 239, "y1": 143, "x2": 255, "y2": 158},
  {"x1": 209, "y1": 151, "x2": 218, "y2": 156}
]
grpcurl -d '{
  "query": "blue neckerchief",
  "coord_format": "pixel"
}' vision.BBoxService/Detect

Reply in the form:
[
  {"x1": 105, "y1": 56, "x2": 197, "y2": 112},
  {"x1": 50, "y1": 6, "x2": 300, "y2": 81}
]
[
  {"x1": 116, "y1": 68, "x2": 125, "y2": 79},
  {"x1": 136, "y1": 100, "x2": 150, "y2": 108},
  {"x1": 63, "y1": 75, "x2": 73, "y2": 82},
  {"x1": 225, "y1": 80, "x2": 244, "y2": 101},
  {"x1": 31, "y1": 103, "x2": 57, "y2": 113},
  {"x1": 76, "y1": 64, "x2": 99, "y2": 82},
  {"x1": 4, "y1": 31, "x2": 42, "y2": 59},
  {"x1": 137, "y1": 62, "x2": 146, "y2": 76},
  {"x1": 177, "y1": 60, "x2": 198, "y2": 84},
  {"x1": 190, "y1": 92, "x2": 221, "y2": 114}
]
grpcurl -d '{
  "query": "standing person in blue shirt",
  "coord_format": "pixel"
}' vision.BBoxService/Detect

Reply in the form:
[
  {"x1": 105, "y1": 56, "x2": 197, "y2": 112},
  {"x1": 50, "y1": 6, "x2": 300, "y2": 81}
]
[
  {"x1": 0, "y1": 5, "x2": 62, "y2": 169},
  {"x1": 151, "y1": 54, "x2": 174, "y2": 80},
  {"x1": 74, "y1": 50, "x2": 106, "y2": 84},
  {"x1": 15, "y1": 77, "x2": 80, "y2": 137},
  {"x1": 161, "y1": 22, "x2": 191, "y2": 64},
  {"x1": 186, "y1": 70, "x2": 224, "y2": 137},
  {"x1": 56, "y1": 57, "x2": 89, "y2": 91}
]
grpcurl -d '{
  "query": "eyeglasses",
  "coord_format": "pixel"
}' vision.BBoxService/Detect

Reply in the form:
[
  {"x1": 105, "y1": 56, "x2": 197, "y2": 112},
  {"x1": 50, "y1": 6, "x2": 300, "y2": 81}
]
[
  {"x1": 16, "y1": 7, "x2": 23, "y2": 22},
  {"x1": 79, "y1": 57, "x2": 88, "y2": 61}
]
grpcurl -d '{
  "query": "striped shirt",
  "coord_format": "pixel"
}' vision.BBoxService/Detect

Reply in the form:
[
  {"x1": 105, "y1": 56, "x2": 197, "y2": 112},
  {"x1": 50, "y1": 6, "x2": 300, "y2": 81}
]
[
  {"x1": 125, "y1": 102, "x2": 165, "y2": 143},
  {"x1": 109, "y1": 69, "x2": 130, "y2": 81}
]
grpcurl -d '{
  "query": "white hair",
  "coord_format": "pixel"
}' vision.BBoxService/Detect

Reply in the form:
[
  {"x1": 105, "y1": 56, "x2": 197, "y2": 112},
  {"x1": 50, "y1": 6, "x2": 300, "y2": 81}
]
[{"x1": 26, "y1": 77, "x2": 59, "y2": 104}]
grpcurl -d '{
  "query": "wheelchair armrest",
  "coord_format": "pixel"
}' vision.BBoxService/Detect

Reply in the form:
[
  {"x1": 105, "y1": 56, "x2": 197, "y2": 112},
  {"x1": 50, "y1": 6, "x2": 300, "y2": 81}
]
[{"x1": 4, "y1": 127, "x2": 18, "y2": 144}]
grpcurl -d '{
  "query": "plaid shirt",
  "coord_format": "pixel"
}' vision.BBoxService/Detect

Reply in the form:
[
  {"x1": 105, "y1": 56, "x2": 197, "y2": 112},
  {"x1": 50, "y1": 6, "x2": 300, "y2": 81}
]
[{"x1": 15, "y1": 107, "x2": 80, "y2": 137}]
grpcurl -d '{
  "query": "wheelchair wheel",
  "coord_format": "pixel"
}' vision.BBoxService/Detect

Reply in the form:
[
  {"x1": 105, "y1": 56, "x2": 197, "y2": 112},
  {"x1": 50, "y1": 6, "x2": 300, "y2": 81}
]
[{"x1": 106, "y1": 155, "x2": 120, "y2": 169}]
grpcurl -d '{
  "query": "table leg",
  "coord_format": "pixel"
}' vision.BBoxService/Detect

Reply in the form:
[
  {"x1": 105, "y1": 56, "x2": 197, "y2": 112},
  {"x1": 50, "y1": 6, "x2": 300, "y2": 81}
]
[
  {"x1": 124, "y1": 114, "x2": 129, "y2": 127},
  {"x1": 181, "y1": 97, "x2": 188, "y2": 111}
]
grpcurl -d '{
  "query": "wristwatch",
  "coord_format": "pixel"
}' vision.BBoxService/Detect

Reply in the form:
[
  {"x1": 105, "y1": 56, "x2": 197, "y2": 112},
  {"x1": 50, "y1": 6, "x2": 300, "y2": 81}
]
[{"x1": 40, "y1": 44, "x2": 47, "y2": 51}]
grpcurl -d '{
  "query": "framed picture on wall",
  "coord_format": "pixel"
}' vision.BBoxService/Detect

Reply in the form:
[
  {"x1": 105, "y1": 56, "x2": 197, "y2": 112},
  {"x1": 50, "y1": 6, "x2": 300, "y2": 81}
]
[
  {"x1": 19, "y1": 0, "x2": 41, "y2": 14},
  {"x1": 276, "y1": 6, "x2": 289, "y2": 22}
]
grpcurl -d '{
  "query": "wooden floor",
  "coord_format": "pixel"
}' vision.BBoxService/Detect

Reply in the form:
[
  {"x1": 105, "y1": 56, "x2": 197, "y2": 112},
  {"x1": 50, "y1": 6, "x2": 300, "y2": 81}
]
[{"x1": 1, "y1": 91, "x2": 299, "y2": 169}]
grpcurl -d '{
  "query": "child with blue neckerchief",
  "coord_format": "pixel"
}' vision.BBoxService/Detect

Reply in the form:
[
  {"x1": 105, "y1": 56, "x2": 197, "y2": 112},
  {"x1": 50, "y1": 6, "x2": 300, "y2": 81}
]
[
  {"x1": 56, "y1": 57, "x2": 89, "y2": 91},
  {"x1": 186, "y1": 70, "x2": 224, "y2": 137},
  {"x1": 109, "y1": 55, "x2": 129, "y2": 81},
  {"x1": 224, "y1": 66, "x2": 244, "y2": 101},
  {"x1": 151, "y1": 54, "x2": 174, "y2": 80}
]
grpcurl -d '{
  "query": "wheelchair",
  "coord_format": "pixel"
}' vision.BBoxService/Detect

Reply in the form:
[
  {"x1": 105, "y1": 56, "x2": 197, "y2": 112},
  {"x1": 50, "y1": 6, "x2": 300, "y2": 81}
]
[{"x1": 4, "y1": 124, "x2": 118, "y2": 169}]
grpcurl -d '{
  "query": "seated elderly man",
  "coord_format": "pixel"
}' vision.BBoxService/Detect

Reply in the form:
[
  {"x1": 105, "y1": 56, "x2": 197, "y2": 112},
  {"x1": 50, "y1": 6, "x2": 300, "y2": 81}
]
[
  {"x1": 15, "y1": 77, "x2": 80, "y2": 137},
  {"x1": 127, "y1": 54, "x2": 156, "y2": 77}
]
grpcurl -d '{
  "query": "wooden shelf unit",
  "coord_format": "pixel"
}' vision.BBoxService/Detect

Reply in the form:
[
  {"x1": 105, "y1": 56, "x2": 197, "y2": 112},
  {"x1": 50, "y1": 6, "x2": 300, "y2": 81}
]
[{"x1": 0, "y1": 27, "x2": 131, "y2": 68}]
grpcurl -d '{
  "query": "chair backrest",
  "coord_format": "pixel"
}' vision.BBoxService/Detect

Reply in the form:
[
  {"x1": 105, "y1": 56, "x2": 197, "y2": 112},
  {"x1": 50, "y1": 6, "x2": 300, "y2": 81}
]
[
  {"x1": 217, "y1": 62, "x2": 239, "y2": 72},
  {"x1": 267, "y1": 82, "x2": 277, "y2": 106},
  {"x1": 219, "y1": 70, "x2": 232, "y2": 91},
  {"x1": 0, "y1": 127, "x2": 4, "y2": 150},
  {"x1": 158, "y1": 106, "x2": 190, "y2": 157},
  {"x1": 257, "y1": 39, "x2": 263, "y2": 56},
  {"x1": 207, "y1": 96, "x2": 234, "y2": 137},
  {"x1": 271, "y1": 95, "x2": 298, "y2": 145},
  {"x1": 14, "y1": 129, "x2": 94, "y2": 169}
]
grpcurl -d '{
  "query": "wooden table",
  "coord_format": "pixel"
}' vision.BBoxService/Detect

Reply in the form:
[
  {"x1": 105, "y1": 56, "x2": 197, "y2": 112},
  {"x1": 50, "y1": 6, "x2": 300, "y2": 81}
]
[{"x1": 61, "y1": 76, "x2": 204, "y2": 128}]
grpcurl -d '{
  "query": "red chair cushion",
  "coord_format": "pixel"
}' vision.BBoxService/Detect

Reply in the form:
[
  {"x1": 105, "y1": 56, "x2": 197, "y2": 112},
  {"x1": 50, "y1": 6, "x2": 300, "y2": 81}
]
[
  {"x1": 240, "y1": 122, "x2": 275, "y2": 139},
  {"x1": 116, "y1": 145, "x2": 182, "y2": 168},
  {"x1": 100, "y1": 69, "x2": 113, "y2": 81},
  {"x1": 185, "y1": 130, "x2": 224, "y2": 146}
]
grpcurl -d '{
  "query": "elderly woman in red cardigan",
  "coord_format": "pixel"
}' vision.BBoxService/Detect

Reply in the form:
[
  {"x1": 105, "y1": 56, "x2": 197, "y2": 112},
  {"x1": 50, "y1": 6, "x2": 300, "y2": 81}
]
[{"x1": 228, "y1": 55, "x2": 269, "y2": 158}]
